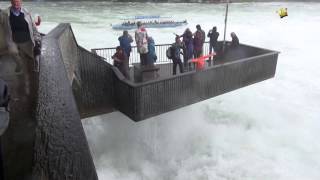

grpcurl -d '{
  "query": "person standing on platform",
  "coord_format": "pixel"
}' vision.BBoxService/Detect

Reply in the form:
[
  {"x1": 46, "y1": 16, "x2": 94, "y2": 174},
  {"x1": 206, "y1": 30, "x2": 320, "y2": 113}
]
[
  {"x1": 118, "y1": 30, "x2": 133, "y2": 59},
  {"x1": 180, "y1": 28, "x2": 194, "y2": 70},
  {"x1": 135, "y1": 21, "x2": 149, "y2": 66},
  {"x1": 193, "y1": 24, "x2": 205, "y2": 58},
  {"x1": 112, "y1": 46, "x2": 130, "y2": 80},
  {"x1": 147, "y1": 36, "x2": 157, "y2": 65},
  {"x1": 171, "y1": 36, "x2": 184, "y2": 75},
  {"x1": 207, "y1": 26, "x2": 219, "y2": 61}
]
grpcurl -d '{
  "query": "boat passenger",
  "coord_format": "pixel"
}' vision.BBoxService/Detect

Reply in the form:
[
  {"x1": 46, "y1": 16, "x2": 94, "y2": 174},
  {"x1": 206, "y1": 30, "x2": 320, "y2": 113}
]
[
  {"x1": 147, "y1": 37, "x2": 157, "y2": 65},
  {"x1": 207, "y1": 26, "x2": 219, "y2": 60},
  {"x1": 230, "y1": 32, "x2": 239, "y2": 47},
  {"x1": 112, "y1": 46, "x2": 130, "y2": 80},
  {"x1": 118, "y1": 30, "x2": 133, "y2": 58},
  {"x1": 171, "y1": 36, "x2": 184, "y2": 75},
  {"x1": 135, "y1": 21, "x2": 149, "y2": 66},
  {"x1": 193, "y1": 24, "x2": 205, "y2": 58}
]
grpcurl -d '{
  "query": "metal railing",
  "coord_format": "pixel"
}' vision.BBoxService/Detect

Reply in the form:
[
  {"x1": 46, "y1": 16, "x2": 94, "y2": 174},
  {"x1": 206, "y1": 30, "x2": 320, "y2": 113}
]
[{"x1": 92, "y1": 42, "x2": 211, "y2": 65}]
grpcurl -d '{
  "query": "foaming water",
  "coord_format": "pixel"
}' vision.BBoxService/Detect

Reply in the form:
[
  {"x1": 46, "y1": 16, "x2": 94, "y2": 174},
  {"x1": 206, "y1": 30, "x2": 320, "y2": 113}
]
[{"x1": 1, "y1": 1, "x2": 319, "y2": 179}]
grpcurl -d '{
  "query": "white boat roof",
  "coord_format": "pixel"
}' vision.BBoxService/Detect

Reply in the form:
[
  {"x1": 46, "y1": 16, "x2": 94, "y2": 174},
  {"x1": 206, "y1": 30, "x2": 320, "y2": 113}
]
[{"x1": 122, "y1": 15, "x2": 172, "y2": 21}]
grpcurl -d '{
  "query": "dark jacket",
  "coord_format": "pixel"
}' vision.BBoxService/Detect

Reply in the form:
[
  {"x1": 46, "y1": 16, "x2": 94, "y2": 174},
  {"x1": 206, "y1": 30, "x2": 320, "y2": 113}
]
[
  {"x1": 171, "y1": 42, "x2": 183, "y2": 62},
  {"x1": 231, "y1": 35, "x2": 239, "y2": 47},
  {"x1": 118, "y1": 35, "x2": 133, "y2": 57},
  {"x1": 193, "y1": 29, "x2": 205, "y2": 51},
  {"x1": 207, "y1": 30, "x2": 219, "y2": 46}
]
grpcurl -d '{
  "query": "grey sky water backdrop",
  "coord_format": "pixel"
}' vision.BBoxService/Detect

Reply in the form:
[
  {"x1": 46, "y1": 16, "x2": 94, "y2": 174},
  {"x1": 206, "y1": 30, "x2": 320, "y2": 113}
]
[{"x1": 1, "y1": 1, "x2": 319, "y2": 179}]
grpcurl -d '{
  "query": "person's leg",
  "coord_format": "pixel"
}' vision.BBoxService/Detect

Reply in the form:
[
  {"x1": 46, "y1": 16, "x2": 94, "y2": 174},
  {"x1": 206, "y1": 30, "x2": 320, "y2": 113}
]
[
  {"x1": 140, "y1": 54, "x2": 144, "y2": 65},
  {"x1": 141, "y1": 53, "x2": 148, "y2": 66},
  {"x1": 121, "y1": 64, "x2": 130, "y2": 80},
  {"x1": 183, "y1": 48, "x2": 188, "y2": 68},
  {"x1": 17, "y1": 41, "x2": 34, "y2": 60},
  {"x1": 193, "y1": 50, "x2": 197, "y2": 58},
  {"x1": 7, "y1": 43, "x2": 22, "y2": 72},
  {"x1": 209, "y1": 44, "x2": 213, "y2": 61},
  {"x1": 172, "y1": 61, "x2": 177, "y2": 75},
  {"x1": 17, "y1": 41, "x2": 37, "y2": 72},
  {"x1": 178, "y1": 60, "x2": 184, "y2": 73}
]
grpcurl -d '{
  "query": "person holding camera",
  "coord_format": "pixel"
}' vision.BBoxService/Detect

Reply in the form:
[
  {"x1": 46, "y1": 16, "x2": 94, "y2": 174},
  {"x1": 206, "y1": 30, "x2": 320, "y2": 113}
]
[{"x1": 207, "y1": 26, "x2": 219, "y2": 61}]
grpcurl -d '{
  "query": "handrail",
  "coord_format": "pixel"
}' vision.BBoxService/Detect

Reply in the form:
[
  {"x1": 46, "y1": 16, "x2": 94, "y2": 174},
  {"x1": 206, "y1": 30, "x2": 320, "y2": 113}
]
[{"x1": 110, "y1": 51, "x2": 278, "y2": 88}]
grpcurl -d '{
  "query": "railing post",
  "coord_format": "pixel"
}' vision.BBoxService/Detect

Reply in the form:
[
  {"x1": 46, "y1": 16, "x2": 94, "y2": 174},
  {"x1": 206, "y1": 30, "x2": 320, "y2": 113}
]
[{"x1": 222, "y1": 0, "x2": 229, "y2": 53}]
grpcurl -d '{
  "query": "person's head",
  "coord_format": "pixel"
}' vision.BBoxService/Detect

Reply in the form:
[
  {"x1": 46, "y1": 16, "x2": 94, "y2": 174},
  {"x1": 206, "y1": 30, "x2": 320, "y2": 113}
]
[
  {"x1": 175, "y1": 36, "x2": 181, "y2": 43},
  {"x1": 196, "y1": 24, "x2": 201, "y2": 30},
  {"x1": 123, "y1": 30, "x2": 128, "y2": 36},
  {"x1": 212, "y1": 26, "x2": 217, "y2": 32},
  {"x1": 116, "y1": 46, "x2": 123, "y2": 53},
  {"x1": 11, "y1": 0, "x2": 22, "y2": 10},
  {"x1": 137, "y1": 21, "x2": 142, "y2": 28},
  {"x1": 231, "y1": 32, "x2": 236, "y2": 38},
  {"x1": 148, "y1": 36, "x2": 154, "y2": 44}
]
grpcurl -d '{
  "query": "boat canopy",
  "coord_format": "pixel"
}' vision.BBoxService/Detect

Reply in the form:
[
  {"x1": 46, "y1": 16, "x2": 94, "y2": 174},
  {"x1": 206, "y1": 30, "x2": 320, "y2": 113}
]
[{"x1": 122, "y1": 15, "x2": 172, "y2": 21}]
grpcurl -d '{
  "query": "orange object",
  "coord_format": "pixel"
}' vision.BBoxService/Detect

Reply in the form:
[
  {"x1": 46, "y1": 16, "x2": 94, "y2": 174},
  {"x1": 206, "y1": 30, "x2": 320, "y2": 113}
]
[{"x1": 191, "y1": 53, "x2": 216, "y2": 70}]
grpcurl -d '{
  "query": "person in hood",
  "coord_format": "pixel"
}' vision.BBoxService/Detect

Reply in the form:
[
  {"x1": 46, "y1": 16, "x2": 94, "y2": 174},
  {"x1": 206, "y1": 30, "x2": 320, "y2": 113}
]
[
  {"x1": 147, "y1": 36, "x2": 157, "y2": 65},
  {"x1": 179, "y1": 28, "x2": 194, "y2": 70},
  {"x1": 230, "y1": 32, "x2": 239, "y2": 47},
  {"x1": 193, "y1": 24, "x2": 205, "y2": 58}
]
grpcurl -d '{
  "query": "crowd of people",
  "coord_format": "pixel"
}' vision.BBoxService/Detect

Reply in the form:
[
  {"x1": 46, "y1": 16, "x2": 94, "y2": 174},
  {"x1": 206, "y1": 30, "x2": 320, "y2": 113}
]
[{"x1": 112, "y1": 21, "x2": 239, "y2": 78}]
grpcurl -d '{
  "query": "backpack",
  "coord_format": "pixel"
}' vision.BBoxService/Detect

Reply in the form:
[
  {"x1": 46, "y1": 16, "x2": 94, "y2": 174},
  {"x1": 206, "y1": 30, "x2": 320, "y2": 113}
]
[{"x1": 166, "y1": 46, "x2": 173, "y2": 59}]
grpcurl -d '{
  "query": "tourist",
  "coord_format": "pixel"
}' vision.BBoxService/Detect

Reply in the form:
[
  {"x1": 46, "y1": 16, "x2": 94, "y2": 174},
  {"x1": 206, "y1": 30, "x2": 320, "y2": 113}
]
[
  {"x1": 230, "y1": 32, "x2": 239, "y2": 47},
  {"x1": 193, "y1": 24, "x2": 205, "y2": 58},
  {"x1": 207, "y1": 26, "x2": 219, "y2": 60},
  {"x1": 135, "y1": 21, "x2": 149, "y2": 66},
  {"x1": 171, "y1": 36, "x2": 184, "y2": 75},
  {"x1": 112, "y1": 46, "x2": 130, "y2": 80},
  {"x1": 147, "y1": 36, "x2": 157, "y2": 65},
  {"x1": 118, "y1": 30, "x2": 133, "y2": 58},
  {"x1": 180, "y1": 28, "x2": 193, "y2": 69},
  {"x1": 2, "y1": 0, "x2": 42, "y2": 72}
]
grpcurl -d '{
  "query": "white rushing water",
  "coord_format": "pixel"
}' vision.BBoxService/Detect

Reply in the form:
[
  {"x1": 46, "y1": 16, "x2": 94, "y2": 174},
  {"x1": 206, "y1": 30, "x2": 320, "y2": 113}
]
[{"x1": 1, "y1": 1, "x2": 319, "y2": 179}]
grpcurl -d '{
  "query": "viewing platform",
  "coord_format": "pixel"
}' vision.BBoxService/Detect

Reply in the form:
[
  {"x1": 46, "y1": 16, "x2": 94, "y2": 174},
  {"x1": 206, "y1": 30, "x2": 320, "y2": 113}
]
[
  {"x1": 0, "y1": 23, "x2": 279, "y2": 179},
  {"x1": 91, "y1": 39, "x2": 279, "y2": 121}
]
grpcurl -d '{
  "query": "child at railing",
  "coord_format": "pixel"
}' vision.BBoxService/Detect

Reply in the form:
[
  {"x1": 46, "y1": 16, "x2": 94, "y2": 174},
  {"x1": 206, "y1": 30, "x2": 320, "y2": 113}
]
[{"x1": 112, "y1": 46, "x2": 130, "y2": 80}]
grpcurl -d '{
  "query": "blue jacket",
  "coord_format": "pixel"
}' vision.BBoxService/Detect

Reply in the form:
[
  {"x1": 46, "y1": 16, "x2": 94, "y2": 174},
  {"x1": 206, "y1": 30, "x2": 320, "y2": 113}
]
[
  {"x1": 118, "y1": 35, "x2": 133, "y2": 56},
  {"x1": 147, "y1": 38, "x2": 157, "y2": 63}
]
